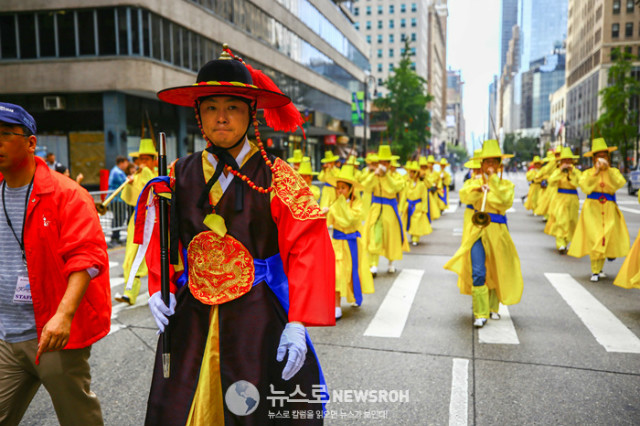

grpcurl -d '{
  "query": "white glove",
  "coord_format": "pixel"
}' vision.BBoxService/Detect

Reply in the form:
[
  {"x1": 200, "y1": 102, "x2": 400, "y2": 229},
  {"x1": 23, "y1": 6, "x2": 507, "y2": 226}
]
[
  {"x1": 148, "y1": 291, "x2": 176, "y2": 333},
  {"x1": 276, "y1": 323, "x2": 307, "y2": 381}
]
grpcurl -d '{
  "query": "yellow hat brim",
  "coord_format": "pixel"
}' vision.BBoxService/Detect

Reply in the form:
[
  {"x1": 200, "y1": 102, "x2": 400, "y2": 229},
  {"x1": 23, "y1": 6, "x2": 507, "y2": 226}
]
[{"x1": 584, "y1": 146, "x2": 617, "y2": 157}]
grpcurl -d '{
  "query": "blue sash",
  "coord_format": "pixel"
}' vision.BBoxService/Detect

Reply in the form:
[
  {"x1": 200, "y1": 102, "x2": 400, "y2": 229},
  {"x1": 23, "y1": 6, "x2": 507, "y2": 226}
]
[
  {"x1": 558, "y1": 188, "x2": 578, "y2": 195},
  {"x1": 466, "y1": 207, "x2": 508, "y2": 225},
  {"x1": 372, "y1": 195, "x2": 404, "y2": 243},
  {"x1": 426, "y1": 192, "x2": 432, "y2": 223},
  {"x1": 406, "y1": 198, "x2": 421, "y2": 231},
  {"x1": 587, "y1": 192, "x2": 616, "y2": 203},
  {"x1": 253, "y1": 254, "x2": 328, "y2": 409},
  {"x1": 332, "y1": 230, "x2": 363, "y2": 306},
  {"x1": 323, "y1": 183, "x2": 334, "y2": 188},
  {"x1": 438, "y1": 185, "x2": 448, "y2": 205},
  {"x1": 466, "y1": 204, "x2": 474, "y2": 210}
]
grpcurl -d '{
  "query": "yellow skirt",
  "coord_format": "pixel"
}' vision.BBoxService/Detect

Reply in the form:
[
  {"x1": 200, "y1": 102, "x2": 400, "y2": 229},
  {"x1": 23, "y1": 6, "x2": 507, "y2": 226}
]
[{"x1": 613, "y1": 229, "x2": 640, "y2": 289}]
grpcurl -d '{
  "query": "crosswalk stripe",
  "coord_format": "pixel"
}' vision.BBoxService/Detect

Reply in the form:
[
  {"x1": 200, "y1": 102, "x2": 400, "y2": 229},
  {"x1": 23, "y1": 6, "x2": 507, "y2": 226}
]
[
  {"x1": 363, "y1": 269, "x2": 424, "y2": 338},
  {"x1": 618, "y1": 206, "x2": 640, "y2": 215},
  {"x1": 110, "y1": 277, "x2": 125, "y2": 288},
  {"x1": 448, "y1": 358, "x2": 469, "y2": 426},
  {"x1": 444, "y1": 204, "x2": 458, "y2": 214},
  {"x1": 111, "y1": 292, "x2": 151, "y2": 319},
  {"x1": 109, "y1": 261, "x2": 118, "y2": 269},
  {"x1": 478, "y1": 304, "x2": 519, "y2": 344},
  {"x1": 545, "y1": 273, "x2": 640, "y2": 353},
  {"x1": 452, "y1": 228, "x2": 463, "y2": 236}
]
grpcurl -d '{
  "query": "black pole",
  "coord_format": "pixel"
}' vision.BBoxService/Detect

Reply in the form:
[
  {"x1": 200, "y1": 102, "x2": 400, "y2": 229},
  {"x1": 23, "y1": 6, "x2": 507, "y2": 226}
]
[
  {"x1": 158, "y1": 132, "x2": 171, "y2": 378},
  {"x1": 363, "y1": 78, "x2": 368, "y2": 156}
]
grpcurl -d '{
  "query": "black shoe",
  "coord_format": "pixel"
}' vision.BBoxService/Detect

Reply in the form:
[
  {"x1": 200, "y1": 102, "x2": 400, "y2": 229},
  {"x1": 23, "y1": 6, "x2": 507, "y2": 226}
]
[
  {"x1": 114, "y1": 293, "x2": 132, "y2": 305},
  {"x1": 607, "y1": 257, "x2": 615, "y2": 262}
]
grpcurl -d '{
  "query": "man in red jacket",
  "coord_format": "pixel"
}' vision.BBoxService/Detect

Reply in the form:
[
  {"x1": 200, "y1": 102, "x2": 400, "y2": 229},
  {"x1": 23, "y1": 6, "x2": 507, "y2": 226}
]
[{"x1": 0, "y1": 102, "x2": 111, "y2": 425}]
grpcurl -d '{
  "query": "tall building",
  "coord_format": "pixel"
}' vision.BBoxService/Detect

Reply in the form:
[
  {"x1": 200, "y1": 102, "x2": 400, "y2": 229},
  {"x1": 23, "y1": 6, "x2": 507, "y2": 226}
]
[
  {"x1": 0, "y1": 0, "x2": 369, "y2": 185},
  {"x1": 500, "y1": 0, "x2": 519, "y2": 71},
  {"x1": 446, "y1": 69, "x2": 465, "y2": 148},
  {"x1": 565, "y1": 0, "x2": 640, "y2": 157},
  {"x1": 488, "y1": 75, "x2": 498, "y2": 139},
  {"x1": 520, "y1": 50, "x2": 566, "y2": 129},
  {"x1": 351, "y1": 0, "x2": 448, "y2": 153}
]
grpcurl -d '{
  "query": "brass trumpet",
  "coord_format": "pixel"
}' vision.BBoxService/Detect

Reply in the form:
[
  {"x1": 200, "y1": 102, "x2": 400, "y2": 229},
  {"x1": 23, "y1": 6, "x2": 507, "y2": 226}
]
[
  {"x1": 95, "y1": 180, "x2": 129, "y2": 215},
  {"x1": 471, "y1": 185, "x2": 491, "y2": 228}
]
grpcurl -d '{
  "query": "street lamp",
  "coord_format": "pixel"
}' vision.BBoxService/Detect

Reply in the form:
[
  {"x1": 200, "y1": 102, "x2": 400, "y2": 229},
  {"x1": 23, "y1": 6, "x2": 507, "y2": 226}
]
[{"x1": 363, "y1": 73, "x2": 377, "y2": 155}]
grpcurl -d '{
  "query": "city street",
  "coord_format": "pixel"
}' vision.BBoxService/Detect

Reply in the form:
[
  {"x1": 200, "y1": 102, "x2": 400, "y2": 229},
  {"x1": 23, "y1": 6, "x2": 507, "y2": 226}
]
[{"x1": 22, "y1": 172, "x2": 640, "y2": 425}]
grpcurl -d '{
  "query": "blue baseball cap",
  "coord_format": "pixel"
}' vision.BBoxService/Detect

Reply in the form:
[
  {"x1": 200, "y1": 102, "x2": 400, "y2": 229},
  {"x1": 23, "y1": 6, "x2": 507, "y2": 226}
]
[{"x1": 0, "y1": 102, "x2": 37, "y2": 135}]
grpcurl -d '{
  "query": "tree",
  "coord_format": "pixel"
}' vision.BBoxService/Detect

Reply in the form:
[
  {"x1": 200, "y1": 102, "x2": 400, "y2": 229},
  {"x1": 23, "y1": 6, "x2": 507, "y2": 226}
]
[
  {"x1": 445, "y1": 142, "x2": 469, "y2": 167},
  {"x1": 374, "y1": 39, "x2": 434, "y2": 161},
  {"x1": 594, "y1": 47, "x2": 640, "y2": 171},
  {"x1": 503, "y1": 133, "x2": 539, "y2": 166}
]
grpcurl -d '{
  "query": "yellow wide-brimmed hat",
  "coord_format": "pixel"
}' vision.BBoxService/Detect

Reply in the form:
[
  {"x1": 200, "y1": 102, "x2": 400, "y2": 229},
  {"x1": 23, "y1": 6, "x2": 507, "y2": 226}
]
[
  {"x1": 298, "y1": 158, "x2": 318, "y2": 176},
  {"x1": 426, "y1": 155, "x2": 436, "y2": 164},
  {"x1": 464, "y1": 149, "x2": 482, "y2": 169},
  {"x1": 327, "y1": 164, "x2": 363, "y2": 190},
  {"x1": 584, "y1": 138, "x2": 617, "y2": 157},
  {"x1": 377, "y1": 145, "x2": 395, "y2": 161},
  {"x1": 474, "y1": 139, "x2": 514, "y2": 160},
  {"x1": 366, "y1": 153, "x2": 379, "y2": 163},
  {"x1": 346, "y1": 155, "x2": 360, "y2": 166},
  {"x1": 418, "y1": 156, "x2": 428, "y2": 166},
  {"x1": 439, "y1": 158, "x2": 449, "y2": 167},
  {"x1": 558, "y1": 147, "x2": 579, "y2": 160},
  {"x1": 320, "y1": 150, "x2": 340, "y2": 163},
  {"x1": 129, "y1": 138, "x2": 158, "y2": 158},
  {"x1": 405, "y1": 161, "x2": 420, "y2": 171},
  {"x1": 287, "y1": 149, "x2": 304, "y2": 163},
  {"x1": 554, "y1": 146, "x2": 562, "y2": 154},
  {"x1": 391, "y1": 158, "x2": 401, "y2": 167},
  {"x1": 532, "y1": 155, "x2": 542, "y2": 164}
]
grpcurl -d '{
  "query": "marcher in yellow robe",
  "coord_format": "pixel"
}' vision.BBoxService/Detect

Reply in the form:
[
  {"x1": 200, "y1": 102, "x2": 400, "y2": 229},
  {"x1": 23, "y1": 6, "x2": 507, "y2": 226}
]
[
  {"x1": 287, "y1": 148, "x2": 306, "y2": 171},
  {"x1": 401, "y1": 161, "x2": 432, "y2": 245},
  {"x1": 327, "y1": 165, "x2": 375, "y2": 319},
  {"x1": 545, "y1": 147, "x2": 581, "y2": 253},
  {"x1": 116, "y1": 138, "x2": 158, "y2": 305},
  {"x1": 436, "y1": 158, "x2": 452, "y2": 211},
  {"x1": 444, "y1": 140, "x2": 524, "y2": 328},
  {"x1": 534, "y1": 147, "x2": 561, "y2": 219},
  {"x1": 523, "y1": 156, "x2": 543, "y2": 211},
  {"x1": 298, "y1": 158, "x2": 320, "y2": 201},
  {"x1": 419, "y1": 155, "x2": 441, "y2": 222},
  {"x1": 568, "y1": 138, "x2": 630, "y2": 281},
  {"x1": 318, "y1": 150, "x2": 340, "y2": 209},
  {"x1": 362, "y1": 145, "x2": 409, "y2": 275},
  {"x1": 359, "y1": 153, "x2": 378, "y2": 222},
  {"x1": 614, "y1": 190, "x2": 640, "y2": 289}
]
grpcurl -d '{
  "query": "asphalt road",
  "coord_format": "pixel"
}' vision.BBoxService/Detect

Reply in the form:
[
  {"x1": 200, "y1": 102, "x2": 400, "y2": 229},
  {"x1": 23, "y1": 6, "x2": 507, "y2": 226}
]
[{"x1": 21, "y1": 171, "x2": 640, "y2": 425}]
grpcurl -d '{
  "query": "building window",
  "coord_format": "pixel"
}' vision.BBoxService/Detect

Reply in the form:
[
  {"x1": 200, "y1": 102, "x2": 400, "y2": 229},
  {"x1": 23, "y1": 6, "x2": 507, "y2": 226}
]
[
  {"x1": 366, "y1": 35, "x2": 371, "y2": 43},
  {"x1": 401, "y1": 4, "x2": 406, "y2": 13},
  {"x1": 377, "y1": 49, "x2": 382, "y2": 58},
  {"x1": 389, "y1": 48, "x2": 394, "y2": 57},
  {"x1": 38, "y1": 12, "x2": 57, "y2": 57},
  {"x1": 377, "y1": 34, "x2": 383, "y2": 43},
  {"x1": 0, "y1": 15, "x2": 18, "y2": 58},
  {"x1": 411, "y1": 33, "x2": 416, "y2": 41},
  {"x1": 378, "y1": 5, "x2": 383, "y2": 14},
  {"x1": 389, "y1": 5, "x2": 394, "y2": 13},
  {"x1": 377, "y1": 63, "x2": 382, "y2": 72},
  {"x1": 627, "y1": 0, "x2": 634, "y2": 12},
  {"x1": 411, "y1": 18, "x2": 417, "y2": 27},
  {"x1": 611, "y1": 48, "x2": 619, "y2": 61},
  {"x1": 637, "y1": 46, "x2": 640, "y2": 58},
  {"x1": 389, "y1": 19, "x2": 394, "y2": 28},
  {"x1": 411, "y1": 47, "x2": 416, "y2": 56},
  {"x1": 354, "y1": 22, "x2": 360, "y2": 30},
  {"x1": 97, "y1": 9, "x2": 117, "y2": 56},
  {"x1": 378, "y1": 78, "x2": 383, "y2": 86},
  {"x1": 410, "y1": 62, "x2": 416, "y2": 70},
  {"x1": 626, "y1": 22, "x2": 633, "y2": 36},
  {"x1": 389, "y1": 63, "x2": 394, "y2": 71},
  {"x1": 377, "y1": 20, "x2": 383, "y2": 29},
  {"x1": 389, "y1": 34, "x2": 394, "y2": 43},
  {"x1": 613, "y1": 0, "x2": 621, "y2": 14},
  {"x1": 612, "y1": 23, "x2": 620, "y2": 38},
  {"x1": 411, "y1": 3, "x2": 417, "y2": 12},
  {"x1": 401, "y1": 33, "x2": 407, "y2": 41},
  {"x1": 354, "y1": 7, "x2": 359, "y2": 16},
  {"x1": 366, "y1": 21, "x2": 371, "y2": 30},
  {"x1": 17, "y1": 14, "x2": 37, "y2": 58},
  {"x1": 366, "y1": 6, "x2": 371, "y2": 15},
  {"x1": 401, "y1": 18, "x2": 406, "y2": 28},
  {"x1": 625, "y1": 46, "x2": 632, "y2": 55}
]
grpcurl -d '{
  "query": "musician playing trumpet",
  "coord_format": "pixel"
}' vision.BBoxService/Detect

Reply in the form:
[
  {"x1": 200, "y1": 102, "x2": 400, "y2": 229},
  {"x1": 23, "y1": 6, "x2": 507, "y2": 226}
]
[
  {"x1": 114, "y1": 138, "x2": 158, "y2": 305},
  {"x1": 444, "y1": 140, "x2": 524, "y2": 328},
  {"x1": 545, "y1": 147, "x2": 581, "y2": 254},
  {"x1": 568, "y1": 138, "x2": 629, "y2": 282}
]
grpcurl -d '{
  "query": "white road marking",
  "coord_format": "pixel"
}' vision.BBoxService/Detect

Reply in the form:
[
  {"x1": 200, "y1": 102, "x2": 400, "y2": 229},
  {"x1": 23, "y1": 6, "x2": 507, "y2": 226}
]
[
  {"x1": 478, "y1": 304, "x2": 520, "y2": 344},
  {"x1": 545, "y1": 273, "x2": 640, "y2": 353},
  {"x1": 111, "y1": 292, "x2": 151, "y2": 319},
  {"x1": 619, "y1": 206, "x2": 640, "y2": 215},
  {"x1": 108, "y1": 323, "x2": 127, "y2": 335},
  {"x1": 449, "y1": 358, "x2": 469, "y2": 426},
  {"x1": 109, "y1": 261, "x2": 118, "y2": 268},
  {"x1": 444, "y1": 204, "x2": 458, "y2": 214},
  {"x1": 453, "y1": 228, "x2": 463, "y2": 236},
  {"x1": 110, "y1": 277, "x2": 125, "y2": 288},
  {"x1": 506, "y1": 207, "x2": 516, "y2": 213},
  {"x1": 364, "y1": 269, "x2": 424, "y2": 338}
]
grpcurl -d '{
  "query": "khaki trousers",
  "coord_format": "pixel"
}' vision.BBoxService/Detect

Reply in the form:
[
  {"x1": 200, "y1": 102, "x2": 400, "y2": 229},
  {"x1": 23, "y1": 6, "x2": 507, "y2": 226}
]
[{"x1": 0, "y1": 338, "x2": 103, "y2": 426}]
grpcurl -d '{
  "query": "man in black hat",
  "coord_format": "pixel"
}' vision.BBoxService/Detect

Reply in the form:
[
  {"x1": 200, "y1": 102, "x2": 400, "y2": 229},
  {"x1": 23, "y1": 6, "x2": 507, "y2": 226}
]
[{"x1": 135, "y1": 46, "x2": 335, "y2": 424}]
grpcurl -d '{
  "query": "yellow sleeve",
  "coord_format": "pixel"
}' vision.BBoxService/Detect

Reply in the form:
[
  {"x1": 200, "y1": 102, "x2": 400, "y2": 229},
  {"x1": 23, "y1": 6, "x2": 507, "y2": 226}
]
[
  {"x1": 459, "y1": 177, "x2": 483, "y2": 205},
  {"x1": 607, "y1": 168, "x2": 626, "y2": 191},
  {"x1": 330, "y1": 195, "x2": 361, "y2": 229},
  {"x1": 578, "y1": 168, "x2": 599, "y2": 194},
  {"x1": 486, "y1": 174, "x2": 514, "y2": 211}
]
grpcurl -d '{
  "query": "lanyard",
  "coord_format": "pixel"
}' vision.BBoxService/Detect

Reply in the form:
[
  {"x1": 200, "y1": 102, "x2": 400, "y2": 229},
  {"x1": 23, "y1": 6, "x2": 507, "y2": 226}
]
[{"x1": 2, "y1": 176, "x2": 34, "y2": 264}]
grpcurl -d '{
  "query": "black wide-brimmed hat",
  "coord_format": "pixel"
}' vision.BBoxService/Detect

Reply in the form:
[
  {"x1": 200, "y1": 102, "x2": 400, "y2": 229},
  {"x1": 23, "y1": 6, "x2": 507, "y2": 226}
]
[{"x1": 157, "y1": 44, "x2": 302, "y2": 133}]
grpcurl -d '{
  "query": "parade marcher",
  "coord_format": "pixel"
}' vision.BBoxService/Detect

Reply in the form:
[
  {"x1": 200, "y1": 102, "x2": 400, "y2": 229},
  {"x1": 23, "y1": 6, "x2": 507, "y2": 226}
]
[
  {"x1": 114, "y1": 138, "x2": 158, "y2": 305},
  {"x1": 534, "y1": 147, "x2": 561, "y2": 220},
  {"x1": 287, "y1": 148, "x2": 306, "y2": 171},
  {"x1": 318, "y1": 150, "x2": 340, "y2": 209},
  {"x1": 109, "y1": 155, "x2": 130, "y2": 244},
  {"x1": 299, "y1": 157, "x2": 320, "y2": 201},
  {"x1": 419, "y1": 155, "x2": 441, "y2": 222},
  {"x1": 437, "y1": 158, "x2": 452, "y2": 211},
  {"x1": 359, "y1": 153, "x2": 378, "y2": 222},
  {"x1": 0, "y1": 102, "x2": 110, "y2": 425},
  {"x1": 400, "y1": 161, "x2": 432, "y2": 246},
  {"x1": 614, "y1": 190, "x2": 640, "y2": 289},
  {"x1": 444, "y1": 140, "x2": 524, "y2": 328},
  {"x1": 362, "y1": 145, "x2": 408, "y2": 276},
  {"x1": 568, "y1": 138, "x2": 630, "y2": 282},
  {"x1": 545, "y1": 147, "x2": 581, "y2": 254},
  {"x1": 523, "y1": 155, "x2": 543, "y2": 212},
  {"x1": 327, "y1": 165, "x2": 374, "y2": 319},
  {"x1": 135, "y1": 46, "x2": 335, "y2": 425},
  {"x1": 461, "y1": 154, "x2": 482, "y2": 240}
]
